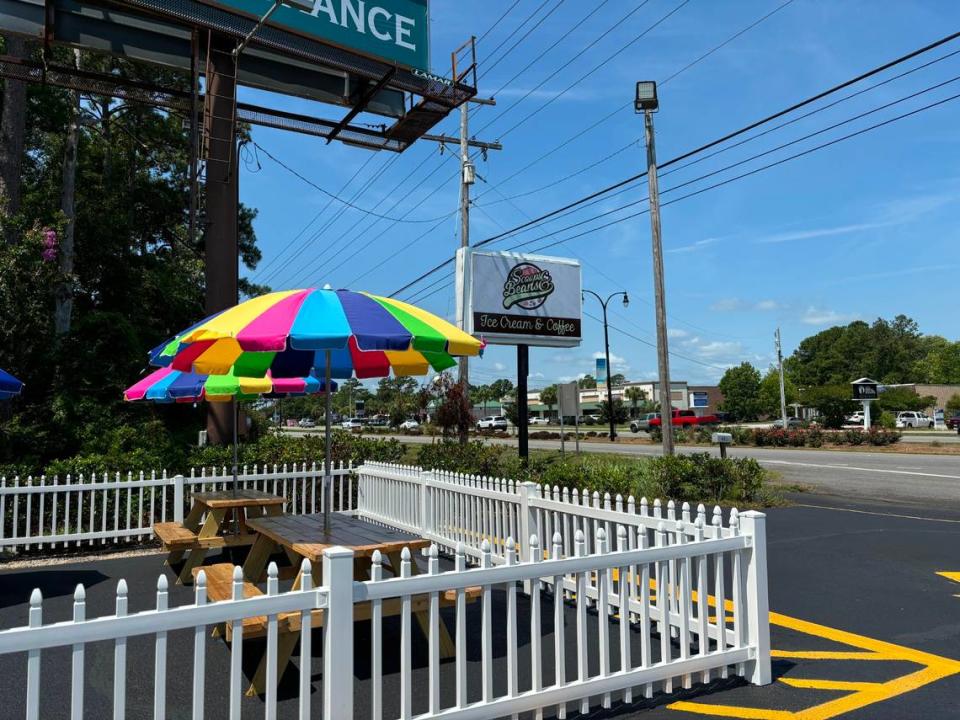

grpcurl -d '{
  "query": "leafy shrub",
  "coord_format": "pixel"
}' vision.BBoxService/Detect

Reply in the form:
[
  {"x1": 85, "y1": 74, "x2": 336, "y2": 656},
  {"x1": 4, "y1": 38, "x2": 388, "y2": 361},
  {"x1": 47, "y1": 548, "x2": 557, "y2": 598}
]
[
  {"x1": 640, "y1": 453, "x2": 766, "y2": 504},
  {"x1": 417, "y1": 441, "x2": 505, "y2": 476}
]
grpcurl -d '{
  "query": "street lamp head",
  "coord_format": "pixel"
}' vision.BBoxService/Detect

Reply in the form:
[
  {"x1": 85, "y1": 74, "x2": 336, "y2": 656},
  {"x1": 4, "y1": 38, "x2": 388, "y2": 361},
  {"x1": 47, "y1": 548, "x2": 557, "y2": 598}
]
[
  {"x1": 635, "y1": 81, "x2": 658, "y2": 112},
  {"x1": 622, "y1": 292, "x2": 630, "y2": 308}
]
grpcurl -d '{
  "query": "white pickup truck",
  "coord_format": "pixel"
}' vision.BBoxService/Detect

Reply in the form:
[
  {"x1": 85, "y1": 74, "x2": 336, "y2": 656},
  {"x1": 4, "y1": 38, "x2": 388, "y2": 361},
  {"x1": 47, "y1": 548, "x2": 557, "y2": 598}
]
[{"x1": 895, "y1": 411, "x2": 934, "y2": 428}]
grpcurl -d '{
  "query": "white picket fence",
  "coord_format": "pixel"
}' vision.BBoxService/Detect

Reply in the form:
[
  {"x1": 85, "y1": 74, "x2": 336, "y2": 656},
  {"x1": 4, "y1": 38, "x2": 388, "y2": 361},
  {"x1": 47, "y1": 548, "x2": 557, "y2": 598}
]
[
  {"x1": 0, "y1": 524, "x2": 769, "y2": 719},
  {"x1": 0, "y1": 462, "x2": 354, "y2": 552}
]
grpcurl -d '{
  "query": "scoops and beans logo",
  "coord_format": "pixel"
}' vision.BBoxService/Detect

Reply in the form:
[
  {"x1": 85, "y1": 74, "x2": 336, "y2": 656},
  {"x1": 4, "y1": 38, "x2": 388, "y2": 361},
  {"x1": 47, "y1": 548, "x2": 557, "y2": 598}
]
[{"x1": 502, "y1": 262, "x2": 555, "y2": 310}]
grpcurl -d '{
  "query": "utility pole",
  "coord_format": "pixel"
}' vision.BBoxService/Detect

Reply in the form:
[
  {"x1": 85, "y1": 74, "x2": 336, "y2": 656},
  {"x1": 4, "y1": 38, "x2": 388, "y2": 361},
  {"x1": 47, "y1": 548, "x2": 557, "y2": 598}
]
[
  {"x1": 637, "y1": 82, "x2": 675, "y2": 456},
  {"x1": 457, "y1": 101, "x2": 473, "y2": 390},
  {"x1": 776, "y1": 327, "x2": 788, "y2": 428}
]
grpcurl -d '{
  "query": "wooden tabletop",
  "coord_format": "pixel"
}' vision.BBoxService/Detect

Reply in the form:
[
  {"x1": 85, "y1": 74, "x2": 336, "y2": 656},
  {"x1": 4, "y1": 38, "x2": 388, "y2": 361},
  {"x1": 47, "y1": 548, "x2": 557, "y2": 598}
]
[
  {"x1": 245, "y1": 513, "x2": 428, "y2": 561},
  {"x1": 192, "y1": 490, "x2": 286, "y2": 509}
]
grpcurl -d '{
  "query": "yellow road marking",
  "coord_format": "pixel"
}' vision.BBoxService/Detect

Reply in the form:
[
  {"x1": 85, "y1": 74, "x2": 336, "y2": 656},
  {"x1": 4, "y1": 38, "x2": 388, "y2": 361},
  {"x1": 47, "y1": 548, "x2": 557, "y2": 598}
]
[
  {"x1": 668, "y1": 610, "x2": 960, "y2": 719},
  {"x1": 936, "y1": 571, "x2": 960, "y2": 583},
  {"x1": 778, "y1": 679, "x2": 881, "y2": 692},
  {"x1": 669, "y1": 702, "x2": 795, "y2": 719}
]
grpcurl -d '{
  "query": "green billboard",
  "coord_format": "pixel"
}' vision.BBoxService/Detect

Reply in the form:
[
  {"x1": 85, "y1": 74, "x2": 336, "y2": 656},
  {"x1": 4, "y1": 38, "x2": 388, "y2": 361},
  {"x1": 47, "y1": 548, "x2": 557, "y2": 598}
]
[{"x1": 206, "y1": 0, "x2": 430, "y2": 72}]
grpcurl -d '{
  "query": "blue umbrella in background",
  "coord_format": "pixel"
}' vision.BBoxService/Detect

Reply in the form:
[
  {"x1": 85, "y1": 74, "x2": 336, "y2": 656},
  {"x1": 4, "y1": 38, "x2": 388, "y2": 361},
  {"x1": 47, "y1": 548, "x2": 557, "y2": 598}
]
[{"x1": 0, "y1": 369, "x2": 23, "y2": 400}]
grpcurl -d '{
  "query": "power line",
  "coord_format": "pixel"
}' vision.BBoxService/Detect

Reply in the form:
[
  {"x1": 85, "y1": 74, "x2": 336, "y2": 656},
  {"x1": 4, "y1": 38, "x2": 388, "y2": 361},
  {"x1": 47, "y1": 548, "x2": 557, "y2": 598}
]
[
  {"x1": 253, "y1": 142, "x2": 452, "y2": 224},
  {"x1": 404, "y1": 84, "x2": 960, "y2": 303},
  {"x1": 391, "y1": 30, "x2": 960, "y2": 297},
  {"x1": 477, "y1": 0, "x2": 523, "y2": 44},
  {"x1": 479, "y1": 0, "x2": 568, "y2": 81},
  {"x1": 252, "y1": 151, "x2": 380, "y2": 281},
  {"x1": 474, "y1": 0, "x2": 798, "y2": 203}
]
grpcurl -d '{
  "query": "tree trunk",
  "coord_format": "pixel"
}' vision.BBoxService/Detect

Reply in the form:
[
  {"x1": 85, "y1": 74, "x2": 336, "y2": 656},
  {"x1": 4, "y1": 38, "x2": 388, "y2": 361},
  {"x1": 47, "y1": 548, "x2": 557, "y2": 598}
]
[
  {"x1": 54, "y1": 50, "x2": 82, "y2": 337},
  {"x1": 0, "y1": 34, "x2": 28, "y2": 241}
]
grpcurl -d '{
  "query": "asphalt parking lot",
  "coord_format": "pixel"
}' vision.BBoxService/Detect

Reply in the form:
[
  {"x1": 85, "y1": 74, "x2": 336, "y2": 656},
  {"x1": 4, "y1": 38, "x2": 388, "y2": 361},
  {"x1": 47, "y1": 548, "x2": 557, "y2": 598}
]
[{"x1": 0, "y1": 491, "x2": 958, "y2": 719}]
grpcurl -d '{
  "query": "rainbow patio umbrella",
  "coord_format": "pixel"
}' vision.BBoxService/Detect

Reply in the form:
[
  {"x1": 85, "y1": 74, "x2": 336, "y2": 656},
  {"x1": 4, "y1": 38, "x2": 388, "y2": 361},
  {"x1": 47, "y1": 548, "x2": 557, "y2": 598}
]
[
  {"x1": 139, "y1": 288, "x2": 483, "y2": 531},
  {"x1": 0, "y1": 369, "x2": 23, "y2": 401},
  {"x1": 124, "y1": 366, "x2": 337, "y2": 518}
]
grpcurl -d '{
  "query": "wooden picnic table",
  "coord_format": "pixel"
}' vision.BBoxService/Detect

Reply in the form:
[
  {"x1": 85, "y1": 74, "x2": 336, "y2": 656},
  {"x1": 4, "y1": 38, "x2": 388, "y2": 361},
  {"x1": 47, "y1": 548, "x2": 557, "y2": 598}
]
[
  {"x1": 214, "y1": 512, "x2": 467, "y2": 695},
  {"x1": 154, "y1": 489, "x2": 285, "y2": 584}
]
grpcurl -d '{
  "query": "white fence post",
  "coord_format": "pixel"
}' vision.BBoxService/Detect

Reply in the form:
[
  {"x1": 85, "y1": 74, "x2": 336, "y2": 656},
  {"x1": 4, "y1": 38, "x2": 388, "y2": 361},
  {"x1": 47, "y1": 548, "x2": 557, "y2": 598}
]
[
  {"x1": 740, "y1": 510, "x2": 771, "y2": 685},
  {"x1": 173, "y1": 475, "x2": 185, "y2": 524},
  {"x1": 323, "y1": 546, "x2": 355, "y2": 720},
  {"x1": 518, "y1": 482, "x2": 540, "y2": 592},
  {"x1": 420, "y1": 470, "x2": 432, "y2": 535}
]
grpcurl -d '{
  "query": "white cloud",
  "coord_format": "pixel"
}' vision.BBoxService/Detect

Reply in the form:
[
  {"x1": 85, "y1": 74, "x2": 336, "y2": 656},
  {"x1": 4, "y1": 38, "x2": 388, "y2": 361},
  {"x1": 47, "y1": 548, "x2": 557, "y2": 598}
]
[
  {"x1": 755, "y1": 221, "x2": 892, "y2": 244},
  {"x1": 492, "y1": 362, "x2": 507, "y2": 372},
  {"x1": 667, "y1": 237, "x2": 722, "y2": 254},
  {"x1": 668, "y1": 328, "x2": 689, "y2": 339},
  {"x1": 710, "y1": 298, "x2": 781, "y2": 312},
  {"x1": 800, "y1": 306, "x2": 858, "y2": 326}
]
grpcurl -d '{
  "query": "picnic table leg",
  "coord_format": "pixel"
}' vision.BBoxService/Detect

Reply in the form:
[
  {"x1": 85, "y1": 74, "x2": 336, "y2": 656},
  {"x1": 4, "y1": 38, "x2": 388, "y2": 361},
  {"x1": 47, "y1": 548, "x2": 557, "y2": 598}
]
[
  {"x1": 386, "y1": 551, "x2": 456, "y2": 658},
  {"x1": 247, "y1": 629, "x2": 300, "y2": 697},
  {"x1": 167, "y1": 502, "x2": 207, "y2": 566},
  {"x1": 243, "y1": 534, "x2": 278, "y2": 583},
  {"x1": 177, "y1": 547, "x2": 208, "y2": 585}
]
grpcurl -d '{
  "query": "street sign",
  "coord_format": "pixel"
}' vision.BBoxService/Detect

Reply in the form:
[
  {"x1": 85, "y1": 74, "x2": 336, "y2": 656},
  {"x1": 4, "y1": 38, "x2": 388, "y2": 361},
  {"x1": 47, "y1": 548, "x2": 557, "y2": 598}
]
[
  {"x1": 692, "y1": 391, "x2": 709, "y2": 408},
  {"x1": 202, "y1": 0, "x2": 431, "y2": 71},
  {"x1": 456, "y1": 249, "x2": 583, "y2": 348},
  {"x1": 558, "y1": 382, "x2": 580, "y2": 417}
]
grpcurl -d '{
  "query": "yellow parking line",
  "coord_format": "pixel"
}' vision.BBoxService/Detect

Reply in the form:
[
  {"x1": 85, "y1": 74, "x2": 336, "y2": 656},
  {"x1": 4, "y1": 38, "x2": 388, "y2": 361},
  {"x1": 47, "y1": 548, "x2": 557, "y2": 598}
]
[
  {"x1": 778, "y1": 679, "x2": 881, "y2": 692},
  {"x1": 771, "y1": 651, "x2": 891, "y2": 661},
  {"x1": 669, "y1": 702, "x2": 795, "y2": 719},
  {"x1": 668, "y1": 610, "x2": 960, "y2": 719}
]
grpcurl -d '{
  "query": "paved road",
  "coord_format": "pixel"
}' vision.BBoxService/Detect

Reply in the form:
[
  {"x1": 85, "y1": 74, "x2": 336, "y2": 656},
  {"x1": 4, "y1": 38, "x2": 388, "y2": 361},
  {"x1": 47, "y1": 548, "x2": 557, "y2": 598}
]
[
  {"x1": 1, "y1": 493, "x2": 959, "y2": 719},
  {"x1": 343, "y1": 433, "x2": 960, "y2": 505}
]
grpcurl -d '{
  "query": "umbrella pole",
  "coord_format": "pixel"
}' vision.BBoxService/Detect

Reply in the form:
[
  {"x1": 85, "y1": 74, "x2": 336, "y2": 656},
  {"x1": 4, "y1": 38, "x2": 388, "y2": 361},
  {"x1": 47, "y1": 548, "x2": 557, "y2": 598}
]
[
  {"x1": 324, "y1": 350, "x2": 332, "y2": 535},
  {"x1": 232, "y1": 400, "x2": 240, "y2": 534}
]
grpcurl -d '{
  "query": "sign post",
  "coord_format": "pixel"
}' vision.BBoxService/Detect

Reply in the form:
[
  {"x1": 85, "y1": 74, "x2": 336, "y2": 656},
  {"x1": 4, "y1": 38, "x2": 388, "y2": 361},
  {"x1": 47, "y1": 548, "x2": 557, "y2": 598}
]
[
  {"x1": 558, "y1": 381, "x2": 581, "y2": 457},
  {"x1": 851, "y1": 378, "x2": 879, "y2": 430}
]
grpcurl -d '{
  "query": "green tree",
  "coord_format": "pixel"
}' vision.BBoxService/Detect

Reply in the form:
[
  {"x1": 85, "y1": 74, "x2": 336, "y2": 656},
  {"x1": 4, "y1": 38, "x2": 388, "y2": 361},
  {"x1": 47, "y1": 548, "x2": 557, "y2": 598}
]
[
  {"x1": 912, "y1": 338, "x2": 960, "y2": 383},
  {"x1": 876, "y1": 386, "x2": 936, "y2": 413},
  {"x1": 578, "y1": 374, "x2": 597, "y2": 389},
  {"x1": 488, "y1": 378, "x2": 514, "y2": 401},
  {"x1": 625, "y1": 386, "x2": 648, "y2": 417},
  {"x1": 609, "y1": 373, "x2": 626, "y2": 387},
  {"x1": 804, "y1": 386, "x2": 858, "y2": 429},
  {"x1": 539, "y1": 384, "x2": 558, "y2": 418},
  {"x1": 946, "y1": 394, "x2": 960, "y2": 414},
  {"x1": 757, "y1": 367, "x2": 797, "y2": 417},
  {"x1": 718, "y1": 363, "x2": 762, "y2": 421},
  {"x1": 599, "y1": 398, "x2": 628, "y2": 426}
]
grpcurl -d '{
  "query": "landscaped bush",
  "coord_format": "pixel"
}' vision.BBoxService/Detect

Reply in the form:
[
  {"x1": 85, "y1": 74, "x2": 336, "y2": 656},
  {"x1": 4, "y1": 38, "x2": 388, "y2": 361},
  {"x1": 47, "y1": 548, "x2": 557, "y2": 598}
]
[
  {"x1": 751, "y1": 427, "x2": 899, "y2": 448},
  {"x1": 416, "y1": 440, "x2": 505, "y2": 476},
  {"x1": 642, "y1": 453, "x2": 766, "y2": 504}
]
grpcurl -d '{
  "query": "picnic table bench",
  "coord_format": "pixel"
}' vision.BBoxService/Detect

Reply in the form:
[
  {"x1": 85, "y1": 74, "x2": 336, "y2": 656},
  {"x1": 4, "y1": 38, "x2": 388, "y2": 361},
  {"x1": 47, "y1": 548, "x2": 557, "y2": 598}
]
[
  {"x1": 154, "y1": 490, "x2": 285, "y2": 584},
  {"x1": 195, "y1": 512, "x2": 480, "y2": 696}
]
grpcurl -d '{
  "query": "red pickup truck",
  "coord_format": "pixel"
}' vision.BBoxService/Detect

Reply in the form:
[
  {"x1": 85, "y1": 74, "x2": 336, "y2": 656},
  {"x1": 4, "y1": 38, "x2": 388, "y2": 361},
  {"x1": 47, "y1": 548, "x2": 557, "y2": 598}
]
[{"x1": 648, "y1": 409, "x2": 720, "y2": 428}]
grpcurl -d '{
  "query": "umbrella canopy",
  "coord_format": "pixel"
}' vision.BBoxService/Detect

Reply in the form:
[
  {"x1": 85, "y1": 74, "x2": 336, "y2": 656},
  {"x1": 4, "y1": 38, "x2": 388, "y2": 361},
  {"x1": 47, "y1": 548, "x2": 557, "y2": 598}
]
[
  {"x1": 149, "y1": 288, "x2": 483, "y2": 380},
  {"x1": 0, "y1": 369, "x2": 23, "y2": 400},
  {"x1": 124, "y1": 367, "x2": 336, "y2": 404}
]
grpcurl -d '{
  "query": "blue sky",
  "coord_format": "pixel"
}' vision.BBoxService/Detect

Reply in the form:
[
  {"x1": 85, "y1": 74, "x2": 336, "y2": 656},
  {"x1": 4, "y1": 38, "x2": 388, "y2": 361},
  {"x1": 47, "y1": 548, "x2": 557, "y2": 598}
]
[{"x1": 239, "y1": 0, "x2": 960, "y2": 389}]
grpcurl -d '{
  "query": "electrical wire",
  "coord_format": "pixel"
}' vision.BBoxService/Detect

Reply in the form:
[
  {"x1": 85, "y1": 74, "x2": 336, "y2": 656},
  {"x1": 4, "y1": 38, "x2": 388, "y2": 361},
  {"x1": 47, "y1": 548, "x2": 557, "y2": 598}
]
[
  {"x1": 391, "y1": 31, "x2": 960, "y2": 297},
  {"x1": 479, "y1": 0, "x2": 568, "y2": 81}
]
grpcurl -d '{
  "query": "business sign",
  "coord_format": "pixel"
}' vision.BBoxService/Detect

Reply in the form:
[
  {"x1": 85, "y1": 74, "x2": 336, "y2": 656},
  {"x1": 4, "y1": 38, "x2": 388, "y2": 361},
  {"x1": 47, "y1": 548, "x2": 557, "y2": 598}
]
[
  {"x1": 457, "y1": 249, "x2": 582, "y2": 348},
  {"x1": 558, "y1": 381, "x2": 580, "y2": 417},
  {"x1": 851, "y1": 378, "x2": 879, "y2": 401},
  {"x1": 692, "y1": 391, "x2": 709, "y2": 408},
  {"x1": 202, "y1": 0, "x2": 431, "y2": 71},
  {"x1": 595, "y1": 357, "x2": 607, "y2": 387}
]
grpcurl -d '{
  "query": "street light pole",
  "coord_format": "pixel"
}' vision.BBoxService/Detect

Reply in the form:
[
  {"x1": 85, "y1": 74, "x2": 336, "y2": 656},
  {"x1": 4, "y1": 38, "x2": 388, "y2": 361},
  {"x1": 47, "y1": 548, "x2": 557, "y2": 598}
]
[
  {"x1": 636, "y1": 81, "x2": 675, "y2": 456},
  {"x1": 583, "y1": 289, "x2": 629, "y2": 442}
]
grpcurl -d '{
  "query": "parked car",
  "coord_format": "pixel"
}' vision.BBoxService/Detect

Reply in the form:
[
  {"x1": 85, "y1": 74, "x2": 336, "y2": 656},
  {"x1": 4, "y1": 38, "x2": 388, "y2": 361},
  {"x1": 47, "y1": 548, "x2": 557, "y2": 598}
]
[
  {"x1": 772, "y1": 417, "x2": 804, "y2": 429},
  {"x1": 367, "y1": 415, "x2": 389, "y2": 427},
  {"x1": 648, "y1": 409, "x2": 720, "y2": 428},
  {"x1": 341, "y1": 417, "x2": 364, "y2": 429},
  {"x1": 630, "y1": 412, "x2": 659, "y2": 433},
  {"x1": 477, "y1": 416, "x2": 508, "y2": 430},
  {"x1": 845, "y1": 411, "x2": 864, "y2": 425},
  {"x1": 529, "y1": 417, "x2": 550, "y2": 426},
  {"x1": 947, "y1": 413, "x2": 960, "y2": 430},
  {"x1": 297, "y1": 417, "x2": 316, "y2": 428},
  {"x1": 713, "y1": 412, "x2": 733, "y2": 424},
  {"x1": 398, "y1": 419, "x2": 420, "y2": 431},
  {"x1": 896, "y1": 411, "x2": 934, "y2": 428}
]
